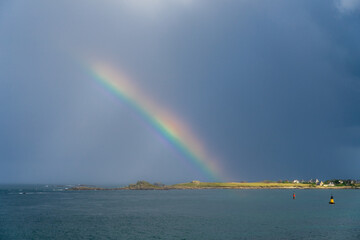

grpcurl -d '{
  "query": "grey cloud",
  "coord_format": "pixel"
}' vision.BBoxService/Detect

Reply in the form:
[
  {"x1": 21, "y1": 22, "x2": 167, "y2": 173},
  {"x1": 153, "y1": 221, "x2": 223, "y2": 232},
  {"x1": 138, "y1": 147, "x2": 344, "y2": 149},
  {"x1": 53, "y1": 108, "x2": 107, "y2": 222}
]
[
  {"x1": 336, "y1": 0, "x2": 360, "y2": 12},
  {"x1": 1, "y1": 0, "x2": 360, "y2": 184}
]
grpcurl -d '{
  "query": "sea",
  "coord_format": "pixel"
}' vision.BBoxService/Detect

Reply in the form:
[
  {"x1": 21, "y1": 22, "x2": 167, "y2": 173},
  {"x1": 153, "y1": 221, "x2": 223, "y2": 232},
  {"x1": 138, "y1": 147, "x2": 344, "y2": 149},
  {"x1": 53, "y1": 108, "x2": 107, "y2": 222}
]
[{"x1": 1, "y1": 185, "x2": 360, "y2": 240}]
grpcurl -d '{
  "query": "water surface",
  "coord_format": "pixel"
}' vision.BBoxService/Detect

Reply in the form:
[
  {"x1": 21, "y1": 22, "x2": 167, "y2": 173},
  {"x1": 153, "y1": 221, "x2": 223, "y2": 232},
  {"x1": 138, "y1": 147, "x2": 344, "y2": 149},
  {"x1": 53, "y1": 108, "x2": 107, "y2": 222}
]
[{"x1": 1, "y1": 186, "x2": 359, "y2": 239}]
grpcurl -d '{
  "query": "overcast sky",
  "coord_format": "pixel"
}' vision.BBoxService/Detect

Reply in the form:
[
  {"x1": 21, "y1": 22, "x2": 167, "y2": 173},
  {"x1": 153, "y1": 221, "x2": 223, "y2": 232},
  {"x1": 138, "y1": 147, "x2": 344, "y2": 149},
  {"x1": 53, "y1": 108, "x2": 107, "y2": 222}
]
[{"x1": 1, "y1": 0, "x2": 360, "y2": 184}]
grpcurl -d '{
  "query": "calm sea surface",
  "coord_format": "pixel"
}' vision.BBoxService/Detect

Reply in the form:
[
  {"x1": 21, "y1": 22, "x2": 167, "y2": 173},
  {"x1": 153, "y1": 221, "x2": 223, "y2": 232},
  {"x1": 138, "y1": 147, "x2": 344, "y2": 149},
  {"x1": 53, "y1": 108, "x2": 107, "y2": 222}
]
[{"x1": 1, "y1": 185, "x2": 360, "y2": 239}]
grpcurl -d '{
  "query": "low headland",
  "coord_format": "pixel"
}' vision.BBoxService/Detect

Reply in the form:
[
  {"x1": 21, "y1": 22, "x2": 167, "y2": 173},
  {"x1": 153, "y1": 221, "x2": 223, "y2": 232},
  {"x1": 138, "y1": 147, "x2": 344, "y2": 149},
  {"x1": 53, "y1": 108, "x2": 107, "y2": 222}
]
[{"x1": 68, "y1": 179, "x2": 360, "y2": 191}]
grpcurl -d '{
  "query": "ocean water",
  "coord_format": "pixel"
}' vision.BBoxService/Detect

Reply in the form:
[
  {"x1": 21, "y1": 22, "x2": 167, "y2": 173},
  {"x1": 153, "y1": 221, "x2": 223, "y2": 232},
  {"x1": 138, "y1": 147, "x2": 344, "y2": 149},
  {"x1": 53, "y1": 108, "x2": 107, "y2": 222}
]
[{"x1": 1, "y1": 186, "x2": 360, "y2": 239}]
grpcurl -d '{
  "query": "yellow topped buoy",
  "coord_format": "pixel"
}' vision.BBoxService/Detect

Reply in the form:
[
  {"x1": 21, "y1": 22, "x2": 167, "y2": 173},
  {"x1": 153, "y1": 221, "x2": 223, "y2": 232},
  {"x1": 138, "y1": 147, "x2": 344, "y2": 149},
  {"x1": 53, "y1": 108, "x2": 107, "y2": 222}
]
[{"x1": 329, "y1": 195, "x2": 335, "y2": 204}]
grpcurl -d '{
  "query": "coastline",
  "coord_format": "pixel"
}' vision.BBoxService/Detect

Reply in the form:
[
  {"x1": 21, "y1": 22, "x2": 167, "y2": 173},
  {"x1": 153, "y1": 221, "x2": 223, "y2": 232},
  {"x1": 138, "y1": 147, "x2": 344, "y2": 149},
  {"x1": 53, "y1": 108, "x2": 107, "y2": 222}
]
[{"x1": 67, "y1": 181, "x2": 360, "y2": 191}]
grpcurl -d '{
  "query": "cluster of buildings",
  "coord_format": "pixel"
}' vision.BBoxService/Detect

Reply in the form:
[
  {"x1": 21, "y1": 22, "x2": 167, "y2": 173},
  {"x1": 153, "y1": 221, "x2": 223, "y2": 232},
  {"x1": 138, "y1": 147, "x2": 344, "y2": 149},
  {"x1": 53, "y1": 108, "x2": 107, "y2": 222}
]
[
  {"x1": 292, "y1": 179, "x2": 327, "y2": 186},
  {"x1": 291, "y1": 179, "x2": 359, "y2": 187}
]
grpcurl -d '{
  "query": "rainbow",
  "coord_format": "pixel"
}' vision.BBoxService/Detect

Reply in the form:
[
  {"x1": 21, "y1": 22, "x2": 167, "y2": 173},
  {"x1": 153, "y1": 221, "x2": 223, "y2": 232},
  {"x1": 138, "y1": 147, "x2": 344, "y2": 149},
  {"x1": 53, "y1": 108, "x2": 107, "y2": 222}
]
[{"x1": 87, "y1": 62, "x2": 223, "y2": 181}]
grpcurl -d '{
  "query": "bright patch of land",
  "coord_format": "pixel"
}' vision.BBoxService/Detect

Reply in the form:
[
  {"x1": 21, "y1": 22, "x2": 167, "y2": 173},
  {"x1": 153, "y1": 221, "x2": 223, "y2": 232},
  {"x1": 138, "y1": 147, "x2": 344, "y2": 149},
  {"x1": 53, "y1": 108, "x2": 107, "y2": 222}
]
[{"x1": 170, "y1": 181, "x2": 314, "y2": 189}]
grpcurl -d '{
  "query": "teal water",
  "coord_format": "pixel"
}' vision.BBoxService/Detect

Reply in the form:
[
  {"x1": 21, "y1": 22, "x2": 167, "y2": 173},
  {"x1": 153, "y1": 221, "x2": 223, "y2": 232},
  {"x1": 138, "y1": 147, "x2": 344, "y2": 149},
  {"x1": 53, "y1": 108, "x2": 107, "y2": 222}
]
[{"x1": 1, "y1": 186, "x2": 360, "y2": 239}]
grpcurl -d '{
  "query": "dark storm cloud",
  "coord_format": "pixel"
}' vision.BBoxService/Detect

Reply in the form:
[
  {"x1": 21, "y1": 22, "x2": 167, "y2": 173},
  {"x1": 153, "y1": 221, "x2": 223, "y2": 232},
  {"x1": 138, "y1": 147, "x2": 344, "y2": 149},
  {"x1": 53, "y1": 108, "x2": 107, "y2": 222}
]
[{"x1": 0, "y1": 0, "x2": 359, "y2": 184}]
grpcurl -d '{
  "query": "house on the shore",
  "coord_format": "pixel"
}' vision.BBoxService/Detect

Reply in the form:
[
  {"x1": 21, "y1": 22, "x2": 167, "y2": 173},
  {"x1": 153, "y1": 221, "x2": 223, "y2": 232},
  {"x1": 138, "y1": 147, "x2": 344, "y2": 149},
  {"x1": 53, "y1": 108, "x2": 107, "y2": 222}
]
[
  {"x1": 328, "y1": 182, "x2": 335, "y2": 187},
  {"x1": 191, "y1": 180, "x2": 200, "y2": 185},
  {"x1": 293, "y1": 180, "x2": 300, "y2": 184}
]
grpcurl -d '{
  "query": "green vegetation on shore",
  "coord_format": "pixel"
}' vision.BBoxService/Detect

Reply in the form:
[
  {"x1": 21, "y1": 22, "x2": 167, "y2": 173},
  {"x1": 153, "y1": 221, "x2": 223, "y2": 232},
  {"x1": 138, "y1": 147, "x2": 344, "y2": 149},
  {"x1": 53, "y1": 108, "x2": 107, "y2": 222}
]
[{"x1": 128, "y1": 181, "x2": 166, "y2": 190}]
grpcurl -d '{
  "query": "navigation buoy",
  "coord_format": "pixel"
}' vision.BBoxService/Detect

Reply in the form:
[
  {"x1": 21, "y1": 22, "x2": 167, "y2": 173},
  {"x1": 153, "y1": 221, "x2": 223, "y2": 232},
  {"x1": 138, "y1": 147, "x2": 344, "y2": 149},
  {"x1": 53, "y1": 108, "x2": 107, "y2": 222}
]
[
  {"x1": 329, "y1": 195, "x2": 335, "y2": 204},
  {"x1": 293, "y1": 193, "x2": 295, "y2": 199}
]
